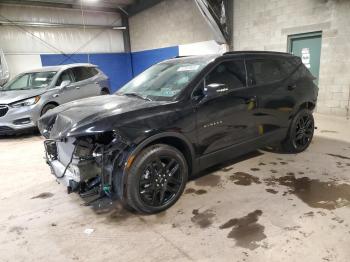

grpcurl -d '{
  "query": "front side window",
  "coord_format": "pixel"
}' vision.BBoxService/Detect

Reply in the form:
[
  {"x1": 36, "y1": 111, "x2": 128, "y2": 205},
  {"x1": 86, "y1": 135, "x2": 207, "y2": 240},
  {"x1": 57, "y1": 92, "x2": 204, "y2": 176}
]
[
  {"x1": 3, "y1": 71, "x2": 57, "y2": 91},
  {"x1": 56, "y1": 69, "x2": 74, "y2": 86},
  {"x1": 206, "y1": 60, "x2": 247, "y2": 90},
  {"x1": 117, "y1": 59, "x2": 211, "y2": 101},
  {"x1": 247, "y1": 59, "x2": 285, "y2": 86}
]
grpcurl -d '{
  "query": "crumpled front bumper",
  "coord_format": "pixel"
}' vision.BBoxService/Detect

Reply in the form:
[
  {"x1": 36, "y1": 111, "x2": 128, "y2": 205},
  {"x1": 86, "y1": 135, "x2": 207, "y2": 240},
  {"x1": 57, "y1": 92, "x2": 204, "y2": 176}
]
[{"x1": 44, "y1": 138, "x2": 101, "y2": 193}]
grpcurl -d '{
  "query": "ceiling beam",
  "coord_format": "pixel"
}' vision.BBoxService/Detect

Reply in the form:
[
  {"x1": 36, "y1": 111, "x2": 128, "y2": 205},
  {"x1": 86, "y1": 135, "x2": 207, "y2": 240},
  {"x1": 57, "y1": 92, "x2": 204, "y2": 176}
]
[
  {"x1": 0, "y1": 0, "x2": 123, "y2": 13},
  {"x1": 126, "y1": 0, "x2": 164, "y2": 16}
]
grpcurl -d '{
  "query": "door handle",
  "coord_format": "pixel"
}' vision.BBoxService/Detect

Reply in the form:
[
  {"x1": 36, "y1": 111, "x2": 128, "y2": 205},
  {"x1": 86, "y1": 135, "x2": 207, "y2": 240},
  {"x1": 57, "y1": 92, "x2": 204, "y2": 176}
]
[
  {"x1": 76, "y1": 86, "x2": 80, "y2": 89},
  {"x1": 288, "y1": 84, "x2": 297, "y2": 90}
]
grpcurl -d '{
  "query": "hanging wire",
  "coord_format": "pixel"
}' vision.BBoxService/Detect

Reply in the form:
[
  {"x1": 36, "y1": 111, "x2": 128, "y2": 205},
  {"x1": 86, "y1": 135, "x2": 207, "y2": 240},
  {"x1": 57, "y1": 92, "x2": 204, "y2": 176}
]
[
  {"x1": 0, "y1": 13, "x2": 80, "y2": 63},
  {"x1": 80, "y1": 0, "x2": 90, "y2": 63}
]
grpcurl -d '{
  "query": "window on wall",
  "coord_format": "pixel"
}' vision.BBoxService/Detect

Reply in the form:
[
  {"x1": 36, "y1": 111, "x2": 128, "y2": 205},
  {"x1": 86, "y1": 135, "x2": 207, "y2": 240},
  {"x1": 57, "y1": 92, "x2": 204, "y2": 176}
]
[
  {"x1": 206, "y1": 60, "x2": 247, "y2": 90},
  {"x1": 247, "y1": 59, "x2": 285, "y2": 86}
]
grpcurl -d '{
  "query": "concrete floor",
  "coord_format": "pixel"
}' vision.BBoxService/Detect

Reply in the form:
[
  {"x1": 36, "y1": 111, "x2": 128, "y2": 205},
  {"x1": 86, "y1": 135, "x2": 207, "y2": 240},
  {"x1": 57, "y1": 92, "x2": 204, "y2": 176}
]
[{"x1": 0, "y1": 113, "x2": 350, "y2": 262}]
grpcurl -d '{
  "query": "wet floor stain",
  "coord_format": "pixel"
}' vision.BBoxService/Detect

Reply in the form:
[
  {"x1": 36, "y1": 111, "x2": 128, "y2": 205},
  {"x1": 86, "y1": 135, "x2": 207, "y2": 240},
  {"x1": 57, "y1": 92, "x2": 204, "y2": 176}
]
[
  {"x1": 222, "y1": 167, "x2": 234, "y2": 172},
  {"x1": 194, "y1": 174, "x2": 221, "y2": 187},
  {"x1": 219, "y1": 210, "x2": 266, "y2": 250},
  {"x1": 8, "y1": 226, "x2": 26, "y2": 235},
  {"x1": 270, "y1": 170, "x2": 277, "y2": 174},
  {"x1": 327, "y1": 153, "x2": 350, "y2": 160},
  {"x1": 191, "y1": 209, "x2": 215, "y2": 228},
  {"x1": 31, "y1": 192, "x2": 54, "y2": 199},
  {"x1": 185, "y1": 188, "x2": 207, "y2": 195},
  {"x1": 320, "y1": 130, "x2": 338, "y2": 133},
  {"x1": 229, "y1": 172, "x2": 261, "y2": 186},
  {"x1": 250, "y1": 168, "x2": 260, "y2": 172},
  {"x1": 263, "y1": 174, "x2": 350, "y2": 210},
  {"x1": 304, "y1": 211, "x2": 314, "y2": 217},
  {"x1": 265, "y1": 188, "x2": 278, "y2": 194},
  {"x1": 196, "y1": 189, "x2": 207, "y2": 195},
  {"x1": 280, "y1": 161, "x2": 288, "y2": 165},
  {"x1": 258, "y1": 163, "x2": 266, "y2": 166},
  {"x1": 185, "y1": 188, "x2": 196, "y2": 194}
]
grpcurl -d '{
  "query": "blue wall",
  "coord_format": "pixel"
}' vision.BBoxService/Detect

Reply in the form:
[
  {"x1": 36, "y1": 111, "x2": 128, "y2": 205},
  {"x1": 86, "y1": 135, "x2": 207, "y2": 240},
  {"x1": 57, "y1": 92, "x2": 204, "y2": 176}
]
[
  {"x1": 41, "y1": 53, "x2": 133, "y2": 92},
  {"x1": 40, "y1": 46, "x2": 179, "y2": 92},
  {"x1": 131, "y1": 46, "x2": 179, "y2": 76}
]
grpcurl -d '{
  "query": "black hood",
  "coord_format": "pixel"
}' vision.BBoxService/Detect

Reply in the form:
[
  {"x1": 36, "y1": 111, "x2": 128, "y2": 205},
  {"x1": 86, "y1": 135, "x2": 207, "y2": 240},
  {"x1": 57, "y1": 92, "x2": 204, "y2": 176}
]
[{"x1": 38, "y1": 94, "x2": 171, "y2": 139}]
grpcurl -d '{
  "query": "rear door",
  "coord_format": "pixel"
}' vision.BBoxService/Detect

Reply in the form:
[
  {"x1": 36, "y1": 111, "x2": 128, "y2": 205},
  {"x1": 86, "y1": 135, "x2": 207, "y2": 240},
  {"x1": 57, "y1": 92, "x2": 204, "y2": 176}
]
[
  {"x1": 70, "y1": 67, "x2": 100, "y2": 98},
  {"x1": 245, "y1": 56, "x2": 298, "y2": 137}
]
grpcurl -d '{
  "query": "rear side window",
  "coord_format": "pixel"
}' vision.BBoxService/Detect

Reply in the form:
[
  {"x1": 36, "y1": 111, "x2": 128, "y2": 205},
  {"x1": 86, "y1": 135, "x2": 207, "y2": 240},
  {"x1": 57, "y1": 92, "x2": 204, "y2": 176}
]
[
  {"x1": 206, "y1": 60, "x2": 247, "y2": 90},
  {"x1": 71, "y1": 67, "x2": 92, "y2": 82},
  {"x1": 247, "y1": 59, "x2": 285, "y2": 85}
]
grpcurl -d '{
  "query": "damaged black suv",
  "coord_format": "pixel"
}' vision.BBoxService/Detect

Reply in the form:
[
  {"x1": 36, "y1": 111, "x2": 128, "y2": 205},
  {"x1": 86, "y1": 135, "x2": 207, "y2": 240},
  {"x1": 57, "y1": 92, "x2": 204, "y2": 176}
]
[{"x1": 39, "y1": 51, "x2": 318, "y2": 214}]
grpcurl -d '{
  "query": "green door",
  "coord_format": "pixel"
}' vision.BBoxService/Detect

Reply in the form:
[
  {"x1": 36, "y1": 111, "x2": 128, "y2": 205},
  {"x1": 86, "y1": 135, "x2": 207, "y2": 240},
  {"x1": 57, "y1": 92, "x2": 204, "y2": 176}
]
[{"x1": 288, "y1": 32, "x2": 322, "y2": 84}]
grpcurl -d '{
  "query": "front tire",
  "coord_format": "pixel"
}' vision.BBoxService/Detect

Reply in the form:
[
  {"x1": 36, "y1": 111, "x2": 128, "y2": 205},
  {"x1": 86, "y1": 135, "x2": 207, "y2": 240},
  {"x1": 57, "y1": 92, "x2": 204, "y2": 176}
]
[
  {"x1": 41, "y1": 103, "x2": 57, "y2": 116},
  {"x1": 281, "y1": 109, "x2": 314, "y2": 153},
  {"x1": 124, "y1": 144, "x2": 188, "y2": 214}
]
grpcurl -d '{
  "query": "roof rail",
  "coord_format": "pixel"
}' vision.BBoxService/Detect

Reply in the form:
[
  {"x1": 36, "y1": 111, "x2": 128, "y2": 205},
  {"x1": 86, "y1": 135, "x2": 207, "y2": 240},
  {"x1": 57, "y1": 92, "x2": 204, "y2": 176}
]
[{"x1": 223, "y1": 51, "x2": 292, "y2": 56}]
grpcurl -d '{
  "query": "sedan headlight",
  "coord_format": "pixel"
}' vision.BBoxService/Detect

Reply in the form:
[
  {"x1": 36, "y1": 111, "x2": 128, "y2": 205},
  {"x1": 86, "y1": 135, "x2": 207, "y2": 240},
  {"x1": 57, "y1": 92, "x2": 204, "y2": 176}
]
[{"x1": 11, "y1": 96, "x2": 40, "y2": 108}]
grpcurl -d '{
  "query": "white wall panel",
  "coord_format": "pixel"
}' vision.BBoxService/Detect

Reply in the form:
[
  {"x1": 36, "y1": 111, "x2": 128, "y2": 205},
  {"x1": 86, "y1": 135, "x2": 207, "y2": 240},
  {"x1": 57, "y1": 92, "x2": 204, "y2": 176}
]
[
  {"x1": 179, "y1": 40, "x2": 228, "y2": 56},
  {"x1": 0, "y1": 4, "x2": 122, "y2": 26},
  {"x1": 5, "y1": 54, "x2": 42, "y2": 78},
  {"x1": 0, "y1": 4, "x2": 125, "y2": 76},
  {"x1": 0, "y1": 26, "x2": 124, "y2": 54}
]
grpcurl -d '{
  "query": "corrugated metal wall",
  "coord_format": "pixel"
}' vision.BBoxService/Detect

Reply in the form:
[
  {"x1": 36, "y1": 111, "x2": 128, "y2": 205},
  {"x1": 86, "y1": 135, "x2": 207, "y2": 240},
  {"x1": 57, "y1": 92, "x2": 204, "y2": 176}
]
[{"x1": 0, "y1": 4, "x2": 124, "y2": 78}]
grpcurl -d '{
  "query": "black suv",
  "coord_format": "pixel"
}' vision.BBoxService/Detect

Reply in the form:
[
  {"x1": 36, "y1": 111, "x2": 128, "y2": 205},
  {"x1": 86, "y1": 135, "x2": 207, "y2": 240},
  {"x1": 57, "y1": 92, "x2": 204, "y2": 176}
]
[{"x1": 39, "y1": 51, "x2": 318, "y2": 213}]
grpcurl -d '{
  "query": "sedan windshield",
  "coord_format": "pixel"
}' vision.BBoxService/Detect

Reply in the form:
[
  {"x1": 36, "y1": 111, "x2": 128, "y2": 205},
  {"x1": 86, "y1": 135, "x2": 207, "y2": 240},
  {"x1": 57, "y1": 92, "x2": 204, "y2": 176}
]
[
  {"x1": 3, "y1": 71, "x2": 57, "y2": 91},
  {"x1": 117, "y1": 58, "x2": 212, "y2": 101}
]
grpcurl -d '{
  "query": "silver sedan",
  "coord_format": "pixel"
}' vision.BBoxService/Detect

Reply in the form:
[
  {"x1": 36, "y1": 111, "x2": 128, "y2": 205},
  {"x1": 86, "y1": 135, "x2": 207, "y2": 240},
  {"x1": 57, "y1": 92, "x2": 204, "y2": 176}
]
[{"x1": 0, "y1": 63, "x2": 110, "y2": 134}]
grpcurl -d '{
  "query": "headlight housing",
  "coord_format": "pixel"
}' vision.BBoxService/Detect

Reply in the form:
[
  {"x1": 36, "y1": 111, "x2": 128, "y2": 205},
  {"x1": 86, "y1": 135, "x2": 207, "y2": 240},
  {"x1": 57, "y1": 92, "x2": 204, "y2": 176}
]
[{"x1": 11, "y1": 96, "x2": 40, "y2": 108}]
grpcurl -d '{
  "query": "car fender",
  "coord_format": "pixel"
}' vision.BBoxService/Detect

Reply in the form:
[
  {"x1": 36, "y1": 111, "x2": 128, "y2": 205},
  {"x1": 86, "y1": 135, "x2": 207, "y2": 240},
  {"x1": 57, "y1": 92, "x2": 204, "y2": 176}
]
[{"x1": 114, "y1": 131, "x2": 196, "y2": 200}]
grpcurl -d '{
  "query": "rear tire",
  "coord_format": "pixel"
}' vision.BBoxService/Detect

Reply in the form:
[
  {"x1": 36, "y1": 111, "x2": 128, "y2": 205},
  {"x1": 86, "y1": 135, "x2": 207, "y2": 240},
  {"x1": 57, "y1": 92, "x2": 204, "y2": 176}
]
[
  {"x1": 124, "y1": 144, "x2": 188, "y2": 214},
  {"x1": 41, "y1": 103, "x2": 57, "y2": 116},
  {"x1": 281, "y1": 109, "x2": 314, "y2": 153}
]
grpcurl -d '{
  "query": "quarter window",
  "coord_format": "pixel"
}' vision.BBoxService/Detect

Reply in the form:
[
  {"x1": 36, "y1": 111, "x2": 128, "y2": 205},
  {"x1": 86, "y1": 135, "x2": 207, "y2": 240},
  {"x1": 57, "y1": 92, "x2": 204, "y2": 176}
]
[{"x1": 206, "y1": 60, "x2": 247, "y2": 90}]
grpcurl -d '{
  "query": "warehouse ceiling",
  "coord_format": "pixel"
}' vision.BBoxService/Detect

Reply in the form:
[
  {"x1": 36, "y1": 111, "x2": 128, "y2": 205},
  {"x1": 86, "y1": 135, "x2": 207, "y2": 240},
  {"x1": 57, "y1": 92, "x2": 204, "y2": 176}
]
[{"x1": 0, "y1": 0, "x2": 164, "y2": 15}]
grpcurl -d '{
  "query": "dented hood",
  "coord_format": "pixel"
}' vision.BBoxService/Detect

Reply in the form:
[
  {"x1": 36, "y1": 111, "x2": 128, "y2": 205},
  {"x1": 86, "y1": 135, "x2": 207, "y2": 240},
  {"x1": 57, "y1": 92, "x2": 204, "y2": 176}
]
[{"x1": 38, "y1": 94, "x2": 170, "y2": 139}]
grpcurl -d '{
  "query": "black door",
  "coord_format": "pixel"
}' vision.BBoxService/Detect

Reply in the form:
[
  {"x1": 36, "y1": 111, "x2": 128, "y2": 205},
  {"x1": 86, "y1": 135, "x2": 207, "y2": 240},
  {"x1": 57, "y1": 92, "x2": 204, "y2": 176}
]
[
  {"x1": 245, "y1": 57, "x2": 298, "y2": 137},
  {"x1": 193, "y1": 59, "x2": 259, "y2": 159}
]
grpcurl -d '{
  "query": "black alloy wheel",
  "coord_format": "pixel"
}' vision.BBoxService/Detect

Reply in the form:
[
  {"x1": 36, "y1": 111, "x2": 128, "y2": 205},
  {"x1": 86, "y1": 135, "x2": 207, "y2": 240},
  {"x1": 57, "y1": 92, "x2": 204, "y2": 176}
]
[
  {"x1": 281, "y1": 109, "x2": 314, "y2": 153},
  {"x1": 293, "y1": 113, "x2": 314, "y2": 150},
  {"x1": 139, "y1": 156, "x2": 183, "y2": 207},
  {"x1": 123, "y1": 144, "x2": 188, "y2": 213}
]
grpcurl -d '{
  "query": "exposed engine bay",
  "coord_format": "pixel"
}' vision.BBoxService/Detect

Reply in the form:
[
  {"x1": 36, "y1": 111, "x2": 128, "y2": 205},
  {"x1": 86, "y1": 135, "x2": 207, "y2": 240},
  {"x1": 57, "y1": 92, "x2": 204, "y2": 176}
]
[{"x1": 44, "y1": 131, "x2": 131, "y2": 200}]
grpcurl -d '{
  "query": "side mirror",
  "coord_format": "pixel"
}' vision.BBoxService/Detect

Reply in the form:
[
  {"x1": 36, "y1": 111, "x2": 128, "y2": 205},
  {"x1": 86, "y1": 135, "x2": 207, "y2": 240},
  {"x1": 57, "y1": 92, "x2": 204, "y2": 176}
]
[
  {"x1": 200, "y1": 83, "x2": 229, "y2": 104},
  {"x1": 59, "y1": 80, "x2": 71, "y2": 89}
]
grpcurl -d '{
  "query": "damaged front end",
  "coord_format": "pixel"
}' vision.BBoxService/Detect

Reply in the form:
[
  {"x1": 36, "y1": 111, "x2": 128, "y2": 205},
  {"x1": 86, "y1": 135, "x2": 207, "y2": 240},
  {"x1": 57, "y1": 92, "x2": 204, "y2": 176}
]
[{"x1": 44, "y1": 130, "x2": 131, "y2": 200}]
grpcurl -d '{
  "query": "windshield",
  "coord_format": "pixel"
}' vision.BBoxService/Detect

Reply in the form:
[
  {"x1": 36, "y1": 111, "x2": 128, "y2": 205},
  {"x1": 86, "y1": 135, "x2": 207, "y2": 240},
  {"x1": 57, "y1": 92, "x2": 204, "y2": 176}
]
[
  {"x1": 3, "y1": 71, "x2": 57, "y2": 91},
  {"x1": 117, "y1": 59, "x2": 210, "y2": 101}
]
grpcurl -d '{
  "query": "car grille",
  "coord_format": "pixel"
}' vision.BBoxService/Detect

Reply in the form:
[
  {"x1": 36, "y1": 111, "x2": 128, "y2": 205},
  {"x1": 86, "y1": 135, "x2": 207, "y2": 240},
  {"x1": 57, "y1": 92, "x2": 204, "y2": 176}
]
[{"x1": 0, "y1": 106, "x2": 8, "y2": 117}]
